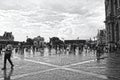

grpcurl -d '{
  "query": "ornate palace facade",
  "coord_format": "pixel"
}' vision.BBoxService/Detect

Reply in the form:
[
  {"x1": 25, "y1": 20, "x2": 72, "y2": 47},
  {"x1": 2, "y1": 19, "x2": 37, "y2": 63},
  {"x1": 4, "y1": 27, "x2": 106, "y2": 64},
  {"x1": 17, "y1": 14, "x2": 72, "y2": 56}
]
[
  {"x1": 97, "y1": 29, "x2": 107, "y2": 45},
  {"x1": 0, "y1": 32, "x2": 14, "y2": 41},
  {"x1": 105, "y1": 0, "x2": 120, "y2": 45},
  {"x1": 33, "y1": 36, "x2": 45, "y2": 48}
]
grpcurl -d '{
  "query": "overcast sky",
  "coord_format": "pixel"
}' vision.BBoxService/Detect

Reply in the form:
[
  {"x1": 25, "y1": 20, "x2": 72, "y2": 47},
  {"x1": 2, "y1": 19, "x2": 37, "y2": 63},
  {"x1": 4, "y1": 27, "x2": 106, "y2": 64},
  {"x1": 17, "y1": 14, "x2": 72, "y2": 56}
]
[{"x1": 0, "y1": 0, "x2": 105, "y2": 41}]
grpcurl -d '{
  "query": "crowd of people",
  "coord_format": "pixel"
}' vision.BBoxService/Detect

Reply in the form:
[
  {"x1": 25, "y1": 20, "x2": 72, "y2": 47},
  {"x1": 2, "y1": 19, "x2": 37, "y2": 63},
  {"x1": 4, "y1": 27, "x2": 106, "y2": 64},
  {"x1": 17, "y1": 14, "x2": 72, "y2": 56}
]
[{"x1": 0, "y1": 42, "x2": 110, "y2": 70}]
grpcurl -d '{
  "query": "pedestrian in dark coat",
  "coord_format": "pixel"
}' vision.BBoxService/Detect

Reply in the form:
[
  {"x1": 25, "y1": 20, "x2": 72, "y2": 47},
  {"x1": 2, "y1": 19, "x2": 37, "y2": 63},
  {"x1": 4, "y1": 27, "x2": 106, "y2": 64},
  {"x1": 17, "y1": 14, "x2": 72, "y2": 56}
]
[{"x1": 1, "y1": 44, "x2": 14, "y2": 70}]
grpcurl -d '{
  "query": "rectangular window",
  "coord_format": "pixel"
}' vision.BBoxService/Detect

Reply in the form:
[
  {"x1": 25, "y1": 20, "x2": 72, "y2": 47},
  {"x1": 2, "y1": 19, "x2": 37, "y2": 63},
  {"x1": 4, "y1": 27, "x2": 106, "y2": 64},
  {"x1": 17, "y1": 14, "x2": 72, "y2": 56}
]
[
  {"x1": 119, "y1": 0, "x2": 120, "y2": 7},
  {"x1": 113, "y1": 0, "x2": 117, "y2": 15},
  {"x1": 118, "y1": 0, "x2": 120, "y2": 7}
]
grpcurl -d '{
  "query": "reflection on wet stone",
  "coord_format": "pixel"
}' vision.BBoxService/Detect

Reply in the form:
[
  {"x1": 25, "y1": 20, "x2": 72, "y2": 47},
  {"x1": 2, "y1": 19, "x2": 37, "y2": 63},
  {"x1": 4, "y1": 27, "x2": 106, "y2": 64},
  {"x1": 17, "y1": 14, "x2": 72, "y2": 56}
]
[
  {"x1": 106, "y1": 53, "x2": 120, "y2": 80},
  {"x1": 0, "y1": 41, "x2": 120, "y2": 80},
  {"x1": 4, "y1": 69, "x2": 14, "y2": 80}
]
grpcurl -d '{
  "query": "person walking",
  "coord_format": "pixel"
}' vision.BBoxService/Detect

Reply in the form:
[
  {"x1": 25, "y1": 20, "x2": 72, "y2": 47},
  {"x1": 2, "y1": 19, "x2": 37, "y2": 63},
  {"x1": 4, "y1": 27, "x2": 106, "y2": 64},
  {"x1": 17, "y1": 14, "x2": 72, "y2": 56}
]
[
  {"x1": 1, "y1": 43, "x2": 14, "y2": 70},
  {"x1": 0, "y1": 45, "x2": 2, "y2": 55}
]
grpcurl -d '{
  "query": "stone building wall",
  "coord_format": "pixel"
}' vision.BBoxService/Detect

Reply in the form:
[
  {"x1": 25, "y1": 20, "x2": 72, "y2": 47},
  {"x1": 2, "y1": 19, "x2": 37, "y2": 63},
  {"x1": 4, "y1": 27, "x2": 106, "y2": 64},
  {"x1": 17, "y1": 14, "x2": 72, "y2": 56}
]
[
  {"x1": 105, "y1": 0, "x2": 120, "y2": 44},
  {"x1": 0, "y1": 32, "x2": 14, "y2": 41}
]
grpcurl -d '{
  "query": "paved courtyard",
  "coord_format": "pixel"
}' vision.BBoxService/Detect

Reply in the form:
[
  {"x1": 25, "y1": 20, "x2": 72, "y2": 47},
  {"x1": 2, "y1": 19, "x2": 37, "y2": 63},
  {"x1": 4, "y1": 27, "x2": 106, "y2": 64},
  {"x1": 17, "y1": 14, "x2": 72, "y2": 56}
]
[{"x1": 0, "y1": 49, "x2": 120, "y2": 80}]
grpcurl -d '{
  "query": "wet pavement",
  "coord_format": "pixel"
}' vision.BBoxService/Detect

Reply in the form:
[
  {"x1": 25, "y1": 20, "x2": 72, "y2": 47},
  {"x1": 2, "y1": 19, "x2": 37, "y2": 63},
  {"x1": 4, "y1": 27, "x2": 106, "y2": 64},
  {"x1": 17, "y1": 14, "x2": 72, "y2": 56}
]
[{"x1": 0, "y1": 48, "x2": 120, "y2": 80}]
